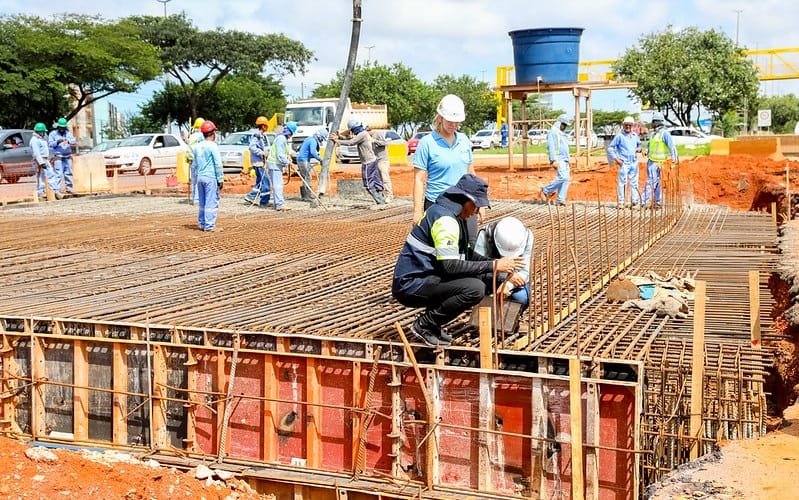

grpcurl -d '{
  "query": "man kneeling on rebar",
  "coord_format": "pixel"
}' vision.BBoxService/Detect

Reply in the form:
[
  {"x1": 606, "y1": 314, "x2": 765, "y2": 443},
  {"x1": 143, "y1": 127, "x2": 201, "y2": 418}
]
[
  {"x1": 392, "y1": 174, "x2": 524, "y2": 347},
  {"x1": 471, "y1": 216, "x2": 533, "y2": 305}
]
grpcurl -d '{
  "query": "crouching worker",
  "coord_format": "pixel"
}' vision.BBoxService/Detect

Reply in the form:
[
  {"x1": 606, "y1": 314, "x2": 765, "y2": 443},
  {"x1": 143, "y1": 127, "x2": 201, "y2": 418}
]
[
  {"x1": 472, "y1": 216, "x2": 533, "y2": 305},
  {"x1": 392, "y1": 174, "x2": 524, "y2": 347}
]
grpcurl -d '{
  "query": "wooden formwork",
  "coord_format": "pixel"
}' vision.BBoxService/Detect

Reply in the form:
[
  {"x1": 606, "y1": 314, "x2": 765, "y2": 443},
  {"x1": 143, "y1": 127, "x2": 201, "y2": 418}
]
[{"x1": 0, "y1": 316, "x2": 643, "y2": 499}]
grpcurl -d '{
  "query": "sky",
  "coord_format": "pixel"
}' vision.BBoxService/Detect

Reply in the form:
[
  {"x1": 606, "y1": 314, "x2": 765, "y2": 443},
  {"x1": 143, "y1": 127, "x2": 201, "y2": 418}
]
[{"x1": 2, "y1": 0, "x2": 798, "y2": 118}]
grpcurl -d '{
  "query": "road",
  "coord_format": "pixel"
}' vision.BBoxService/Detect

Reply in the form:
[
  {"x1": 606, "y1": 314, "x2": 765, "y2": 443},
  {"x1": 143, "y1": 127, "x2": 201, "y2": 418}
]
[{"x1": 0, "y1": 170, "x2": 174, "y2": 202}]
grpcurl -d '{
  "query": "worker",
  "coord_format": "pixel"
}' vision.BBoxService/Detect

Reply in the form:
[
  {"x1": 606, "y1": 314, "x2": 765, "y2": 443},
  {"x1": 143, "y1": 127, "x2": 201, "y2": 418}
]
[
  {"x1": 607, "y1": 116, "x2": 642, "y2": 208},
  {"x1": 30, "y1": 123, "x2": 53, "y2": 200},
  {"x1": 472, "y1": 216, "x2": 533, "y2": 305},
  {"x1": 500, "y1": 121, "x2": 508, "y2": 148},
  {"x1": 48, "y1": 117, "x2": 76, "y2": 196},
  {"x1": 413, "y1": 94, "x2": 480, "y2": 245},
  {"x1": 191, "y1": 120, "x2": 224, "y2": 231},
  {"x1": 539, "y1": 114, "x2": 572, "y2": 206},
  {"x1": 296, "y1": 129, "x2": 328, "y2": 202},
  {"x1": 266, "y1": 120, "x2": 296, "y2": 211},
  {"x1": 642, "y1": 112, "x2": 678, "y2": 209},
  {"x1": 392, "y1": 174, "x2": 524, "y2": 347},
  {"x1": 187, "y1": 117, "x2": 206, "y2": 205},
  {"x1": 369, "y1": 127, "x2": 394, "y2": 204},
  {"x1": 244, "y1": 116, "x2": 272, "y2": 206},
  {"x1": 333, "y1": 119, "x2": 386, "y2": 209}
]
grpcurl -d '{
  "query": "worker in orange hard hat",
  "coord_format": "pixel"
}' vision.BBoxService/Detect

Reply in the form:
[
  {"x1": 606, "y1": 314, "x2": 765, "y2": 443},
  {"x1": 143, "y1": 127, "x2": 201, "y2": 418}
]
[
  {"x1": 244, "y1": 116, "x2": 272, "y2": 206},
  {"x1": 187, "y1": 117, "x2": 206, "y2": 205}
]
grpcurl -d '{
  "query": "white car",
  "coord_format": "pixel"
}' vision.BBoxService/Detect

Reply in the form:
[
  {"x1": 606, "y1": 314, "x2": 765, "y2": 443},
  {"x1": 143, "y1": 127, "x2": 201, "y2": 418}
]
[
  {"x1": 470, "y1": 129, "x2": 501, "y2": 149},
  {"x1": 218, "y1": 130, "x2": 275, "y2": 174},
  {"x1": 665, "y1": 127, "x2": 721, "y2": 146},
  {"x1": 103, "y1": 133, "x2": 185, "y2": 176},
  {"x1": 568, "y1": 130, "x2": 599, "y2": 148},
  {"x1": 527, "y1": 128, "x2": 547, "y2": 144}
]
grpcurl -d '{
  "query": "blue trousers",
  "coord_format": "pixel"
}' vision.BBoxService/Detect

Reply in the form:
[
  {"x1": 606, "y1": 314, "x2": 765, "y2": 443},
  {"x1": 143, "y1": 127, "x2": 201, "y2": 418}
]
[
  {"x1": 361, "y1": 159, "x2": 385, "y2": 204},
  {"x1": 542, "y1": 159, "x2": 570, "y2": 203},
  {"x1": 197, "y1": 175, "x2": 220, "y2": 230},
  {"x1": 245, "y1": 166, "x2": 271, "y2": 205},
  {"x1": 35, "y1": 162, "x2": 56, "y2": 197},
  {"x1": 617, "y1": 161, "x2": 641, "y2": 205},
  {"x1": 53, "y1": 156, "x2": 73, "y2": 192},
  {"x1": 267, "y1": 164, "x2": 285, "y2": 209},
  {"x1": 642, "y1": 161, "x2": 663, "y2": 206}
]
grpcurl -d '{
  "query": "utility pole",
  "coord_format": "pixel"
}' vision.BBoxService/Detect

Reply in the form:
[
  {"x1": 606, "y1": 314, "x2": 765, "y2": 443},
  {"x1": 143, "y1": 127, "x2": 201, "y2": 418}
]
[
  {"x1": 364, "y1": 45, "x2": 375, "y2": 63},
  {"x1": 733, "y1": 9, "x2": 743, "y2": 46},
  {"x1": 156, "y1": 0, "x2": 172, "y2": 17},
  {"x1": 733, "y1": 9, "x2": 746, "y2": 134}
]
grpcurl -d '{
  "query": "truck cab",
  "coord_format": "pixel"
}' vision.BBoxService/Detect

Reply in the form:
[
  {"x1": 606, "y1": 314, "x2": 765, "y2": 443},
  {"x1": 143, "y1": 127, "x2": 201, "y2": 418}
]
[{"x1": 284, "y1": 98, "x2": 388, "y2": 154}]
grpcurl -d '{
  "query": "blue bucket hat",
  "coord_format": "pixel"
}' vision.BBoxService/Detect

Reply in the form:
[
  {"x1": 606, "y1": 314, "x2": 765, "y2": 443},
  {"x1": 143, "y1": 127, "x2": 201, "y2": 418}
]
[{"x1": 443, "y1": 174, "x2": 491, "y2": 208}]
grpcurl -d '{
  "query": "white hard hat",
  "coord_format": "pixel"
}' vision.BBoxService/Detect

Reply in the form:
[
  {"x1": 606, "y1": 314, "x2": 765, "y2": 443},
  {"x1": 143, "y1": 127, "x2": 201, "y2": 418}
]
[
  {"x1": 494, "y1": 217, "x2": 527, "y2": 257},
  {"x1": 652, "y1": 112, "x2": 665, "y2": 122},
  {"x1": 436, "y1": 94, "x2": 466, "y2": 122},
  {"x1": 557, "y1": 114, "x2": 573, "y2": 126},
  {"x1": 622, "y1": 116, "x2": 635, "y2": 125},
  {"x1": 347, "y1": 118, "x2": 362, "y2": 130}
]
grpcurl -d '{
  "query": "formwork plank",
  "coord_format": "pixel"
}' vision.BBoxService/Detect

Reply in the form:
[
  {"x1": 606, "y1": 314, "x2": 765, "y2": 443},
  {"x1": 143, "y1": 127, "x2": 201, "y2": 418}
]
[
  {"x1": 44, "y1": 340, "x2": 73, "y2": 436},
  {"x1": 228, "y1": 353, "x2": 266, "y2": 461},
  {"x1": 73, "y1": 340, "x2": 89, "y2": 441},
  {"x1": 87, "y1": 343, "x2": 112, "y2": 442}
]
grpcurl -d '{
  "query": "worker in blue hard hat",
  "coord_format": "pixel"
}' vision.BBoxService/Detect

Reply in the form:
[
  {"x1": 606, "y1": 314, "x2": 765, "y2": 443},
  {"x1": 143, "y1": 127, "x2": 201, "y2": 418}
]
[
  {"x1": 31, "y1": 123, "x2": 54, "y2": 200},
  {"x1": 48, "y1": 117, "x2": 76, "y2": 197},
  {"x1": 295, "y1": 128, "x2": 328, "y2": 202},
  {"x1": 539, "y1": 114, "x2": 572, "y2": 206},
  {"x1": 332, "y1": 119, "x2": 387, "y2": 209},
  {"x1": 642, "y1": 112, "x2": 678, "y2": 210},
  {"x1": 266, "y1": 120, "x2": 296, "y2": 211}
]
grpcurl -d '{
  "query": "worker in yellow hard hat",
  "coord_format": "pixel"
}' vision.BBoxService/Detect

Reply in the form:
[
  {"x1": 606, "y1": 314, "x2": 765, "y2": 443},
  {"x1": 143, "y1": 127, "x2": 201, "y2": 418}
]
[
  {"x1": 187, "y1": 117, "x2": 206, "y2": 204},
  {"x1": 244, "y1": 116, "x2": 272, "y2": 206}
]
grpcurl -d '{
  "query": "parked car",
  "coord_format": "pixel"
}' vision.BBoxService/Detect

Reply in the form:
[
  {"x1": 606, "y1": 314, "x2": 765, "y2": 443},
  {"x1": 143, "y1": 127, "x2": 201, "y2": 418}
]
[
  {"x1": 568, "y1": 130, "x2": 599, "y2": 148},
  {"x1": 470, "y1": 129, "x2": 501, "y2": 150},
  {"x1": 407, "y1": 131, "x2": 431, "y2": 155},
  {"x1": 218, "y1": 130, "x2": 275, "y2": 174},
  {"x1": 527, "y1": 128, "x2": 547, "y2": 144},
  {"x1": 102, "y1": 133, "x2": 185, "y2": 176},
  {"x1": 0, "y1": 129, "x2": 35, "y2": 184},
  {"x1": 665, "y1": 127, "x2": 722, "y2": 146},
  {"x1": 91, "y1": 139, "x2": 122, "y2": 153},
  {"x1": 337, "y1": 129, "x2": 405, "y2": 164}
]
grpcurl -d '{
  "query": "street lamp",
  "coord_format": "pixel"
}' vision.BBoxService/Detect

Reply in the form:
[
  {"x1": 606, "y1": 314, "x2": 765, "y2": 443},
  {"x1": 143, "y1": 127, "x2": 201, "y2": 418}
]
[
  {"x1": 363, "y1": 45, "x2": 375, "y2": 63},
  {"x1": 156, "y1": 0, "x2": 172, "y2": 18},
  {"x1": 732, "y1": 9, "x2": 743, "y2": 46},
  {"x1": 300, "y1": 82, "x2": 323, "y2": 99}
]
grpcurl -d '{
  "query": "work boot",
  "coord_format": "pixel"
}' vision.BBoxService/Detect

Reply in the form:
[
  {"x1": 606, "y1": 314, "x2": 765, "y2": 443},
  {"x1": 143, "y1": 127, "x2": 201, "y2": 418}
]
[
  {"x1": 409, "y1": 318, "x2": 450, "y2": 347},
  {"x1": 438, "y1": 330, "x2": 453, "y2": 343}
]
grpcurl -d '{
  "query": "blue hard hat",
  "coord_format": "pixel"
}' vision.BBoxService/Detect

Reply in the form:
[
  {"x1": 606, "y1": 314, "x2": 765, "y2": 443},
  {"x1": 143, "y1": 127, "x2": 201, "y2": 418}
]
[{"x1": 284, "y1": 121, "x2": 298, "y2": 134}]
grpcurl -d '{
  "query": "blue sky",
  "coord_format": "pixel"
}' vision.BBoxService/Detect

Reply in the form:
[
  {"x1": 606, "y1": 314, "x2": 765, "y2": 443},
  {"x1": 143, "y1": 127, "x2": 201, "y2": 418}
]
[{"x1": 2, "y1": 0, "x2": 797, "y2": 117}]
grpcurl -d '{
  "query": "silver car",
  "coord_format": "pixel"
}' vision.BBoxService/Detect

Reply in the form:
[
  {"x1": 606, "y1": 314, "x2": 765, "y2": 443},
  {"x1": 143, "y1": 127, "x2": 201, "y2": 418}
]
[{"x1": 218, "y1": 130, "x2": 275, "y2": 174}]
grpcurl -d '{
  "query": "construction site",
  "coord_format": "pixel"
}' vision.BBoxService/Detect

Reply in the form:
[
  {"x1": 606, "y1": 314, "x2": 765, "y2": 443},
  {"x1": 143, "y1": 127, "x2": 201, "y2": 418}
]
[{"x1": 1, "y1": 149, "x2": 799, "y2": 499}]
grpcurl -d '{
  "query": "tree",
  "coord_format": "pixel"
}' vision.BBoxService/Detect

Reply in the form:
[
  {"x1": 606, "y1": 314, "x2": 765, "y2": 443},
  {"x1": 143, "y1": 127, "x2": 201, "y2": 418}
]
[
  {"x1": 129, "y1": 14, "x2": 313, "y2": 121},
  {"x1": 313, "y1": 62, "x2": 431, "y2": 135},
  {"x1": 140, "y1": 75, "x2": 286, "y2": 132},
  {"x1": 0, "y1": 14, "x2": 161, "y2": 127},
  {"x1": 613, "y1": 27, "x2": 759, "y2": 126},
  {"x1": 757, "y1": 94, "x2": 799, "y2": 134},
  {"x1": 430, "y1": 75, "x2": 499, "y2": 135}
]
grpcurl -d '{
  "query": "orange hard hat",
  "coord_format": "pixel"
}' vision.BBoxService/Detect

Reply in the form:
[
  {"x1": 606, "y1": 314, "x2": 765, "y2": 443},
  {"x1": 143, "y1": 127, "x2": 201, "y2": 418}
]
[
  {"x1": 255, "y1": 116, "x2": 269, "y2": 126},
  {"x1": 200, "y1": 120, "x2": 217, "y2": 134}
]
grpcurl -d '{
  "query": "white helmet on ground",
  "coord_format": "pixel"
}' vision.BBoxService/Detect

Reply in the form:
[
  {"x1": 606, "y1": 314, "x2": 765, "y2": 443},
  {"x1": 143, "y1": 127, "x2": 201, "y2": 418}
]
[
  {"x1": 622, "y1": 116, "x2": 635, "y2": 125},
  {"x1": 436, "y1": 94, "x2": 466, "y2": 122},
  {"x1": 494, "y1": 217, "x2": 528, "y2": 257}
]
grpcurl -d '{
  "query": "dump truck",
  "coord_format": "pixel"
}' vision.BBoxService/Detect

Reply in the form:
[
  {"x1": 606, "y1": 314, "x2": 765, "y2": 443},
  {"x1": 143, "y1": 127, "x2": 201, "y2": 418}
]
[{"x1": 284, "y1": 98, "x2": 388, "y2": 153}]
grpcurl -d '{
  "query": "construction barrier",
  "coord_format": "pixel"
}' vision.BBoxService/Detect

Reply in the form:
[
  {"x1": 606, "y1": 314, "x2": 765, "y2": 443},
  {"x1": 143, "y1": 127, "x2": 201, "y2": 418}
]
[
  {"x1": 729, "y1": 136, "x2": 782, "y2": 158},
  {"x1": 71, "y1": 153, "x2": 110, "y2": 194},
  {"x1": 709, "y1": 138, "x2": 730, "y2": 156},
  {"x1": 387, "y1": 143, "x2": 407, "y2": 165},
  {"x1": 176, "y1": 151, "x2": 190, "y2": 184}
]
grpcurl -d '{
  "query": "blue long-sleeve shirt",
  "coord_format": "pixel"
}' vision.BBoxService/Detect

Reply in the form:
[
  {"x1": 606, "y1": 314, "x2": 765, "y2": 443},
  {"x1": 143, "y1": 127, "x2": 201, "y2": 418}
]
[
  {"x1": 30, "y1": 134, "x2": 49, "y2": 165},
  {"x1": 296, "y1": 135, "x2": 322, "y2": 163},
  {"x1": 48, "y1": 129, "x2": 76, "y2": 158},
  {"x1": 546, "y1": 125, "x2": 570, "y2": 163},
  {"x1": 607, "y1": 130, "x2": 641, "y2": 165},
  {"x1": 249, "y1": 131, "x2": 268, "y2": 165},
  {"x1": 646, "y1": 127, "x2": 678, "y2": 163},
  {"x1": 192, "y1": 138, "x2": 223, "y2": 182}
]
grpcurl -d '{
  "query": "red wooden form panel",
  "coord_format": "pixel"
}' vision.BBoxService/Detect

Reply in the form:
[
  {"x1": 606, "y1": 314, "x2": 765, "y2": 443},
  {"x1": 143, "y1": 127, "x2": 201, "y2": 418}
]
[
  {"x1": 275, "y1": 357, "x2": 306, "y2": 465},
  {"x1": 193, "y1": 351, "x2": 218, "y2": 455},
  {"x1": 227, "y1": 354, "x2": 266, "y2": 461},
  {"x1": 598, "y1": 386, "x2": 635, "y2": 500},
  {"x1": 494, "y1": 376, "x2": 533, "y2": 495},
  {"x1": 437, "y1": 372, "x2": 480, "y2": 490},
  {"x1": 318, "y1": 360, "x2": 353, "y2": 472}
]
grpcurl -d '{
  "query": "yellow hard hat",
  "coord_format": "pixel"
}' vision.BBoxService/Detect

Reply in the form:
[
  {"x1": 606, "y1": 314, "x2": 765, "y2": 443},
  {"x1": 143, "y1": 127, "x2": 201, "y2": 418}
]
[
  {"x1": 255, "y1": 116, "x2": 269, "y2": 126},
  {"x1": 193, "y1": 117, "x2": 205, "y2": 129}
]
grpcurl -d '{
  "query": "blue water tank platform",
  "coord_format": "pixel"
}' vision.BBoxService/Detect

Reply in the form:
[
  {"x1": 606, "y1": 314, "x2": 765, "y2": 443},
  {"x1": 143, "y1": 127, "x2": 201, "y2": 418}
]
[{"x1": 508, "y1": 28, "x2": 584, "y2": 84}]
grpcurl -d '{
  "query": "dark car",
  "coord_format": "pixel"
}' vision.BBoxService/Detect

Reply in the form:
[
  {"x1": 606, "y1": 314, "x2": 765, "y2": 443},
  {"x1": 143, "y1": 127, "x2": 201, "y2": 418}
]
[{"x1": 0, "y1": 129, "x2": 36, "y2": 184}]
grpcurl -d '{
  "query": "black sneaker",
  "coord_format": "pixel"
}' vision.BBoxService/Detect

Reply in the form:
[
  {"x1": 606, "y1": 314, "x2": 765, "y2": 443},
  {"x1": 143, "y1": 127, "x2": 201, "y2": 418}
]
[
  {"x1": 439, "y1": 330, "x2": 453, "y2": 342},
  {"x1": 410, "y1": 322, "x2": 450, "y2": 347}
]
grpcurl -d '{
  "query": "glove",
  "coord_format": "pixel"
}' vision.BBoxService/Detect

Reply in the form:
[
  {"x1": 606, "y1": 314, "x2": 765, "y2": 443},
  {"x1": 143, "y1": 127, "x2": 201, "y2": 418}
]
[
  {"x1": 217, "y1": 181, "x2": 224, "y2": 191},
  {"x1": 38, "y1": 162, "x2": 48, "y2": 170}
]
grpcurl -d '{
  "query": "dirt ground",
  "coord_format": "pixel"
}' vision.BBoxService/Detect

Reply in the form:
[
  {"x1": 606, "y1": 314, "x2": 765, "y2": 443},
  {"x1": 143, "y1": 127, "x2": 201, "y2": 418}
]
[{"x1": 6, "y1": 153, "x2": 799, "y2": 498}]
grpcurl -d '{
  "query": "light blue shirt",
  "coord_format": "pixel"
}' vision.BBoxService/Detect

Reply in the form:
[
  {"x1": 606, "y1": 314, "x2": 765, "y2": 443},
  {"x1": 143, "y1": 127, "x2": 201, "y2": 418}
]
[
  {"x1": 249, "y1": 130, "x2": 268, "y2": 165},
  {"x1": 607, "y1": 130, "x2": 641, "y2": 165},
  {"x1": 191, "y1": 138, "x2": 223, "y2": 182},
  {"x1": 30, "y1": 134, "x2": 49, "y2": 165},
  {"x1": 413, "y1": 130, "x2": 473, "y2": 203},
  {"x1": 547, "y1": 125, "x2": 570, "y2": 163},
  {"x1": 48, "y1": 129, "x2": 76, "y2": 157}
]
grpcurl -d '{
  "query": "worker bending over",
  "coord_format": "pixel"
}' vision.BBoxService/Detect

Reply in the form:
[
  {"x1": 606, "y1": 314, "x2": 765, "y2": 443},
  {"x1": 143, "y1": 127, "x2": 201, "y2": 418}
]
[
  {"x1": 392, "y1": 174, "x2": 523, "y2": 347},
  {"x1": 472, "y1": 216, "x2": 533, "y2": 305}
]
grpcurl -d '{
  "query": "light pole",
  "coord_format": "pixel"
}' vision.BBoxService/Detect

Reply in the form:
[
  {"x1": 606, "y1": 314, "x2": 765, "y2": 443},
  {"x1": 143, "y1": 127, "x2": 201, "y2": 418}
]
[
  {"x1": 732, "y1": 9, "x2": 743, "y2": 46},
  {"x1": 157, "y1": 0, "x2": 172, "y2": 18},
  {"x1": 364, "y1": 45, "x2": 375, "y2": 63}
]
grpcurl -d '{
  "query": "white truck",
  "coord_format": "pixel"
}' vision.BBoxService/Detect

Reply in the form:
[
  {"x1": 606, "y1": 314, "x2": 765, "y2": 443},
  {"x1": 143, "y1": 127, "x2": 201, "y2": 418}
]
[{"x1": 283, "y1": 98, "x2": 388, "y2": 153}]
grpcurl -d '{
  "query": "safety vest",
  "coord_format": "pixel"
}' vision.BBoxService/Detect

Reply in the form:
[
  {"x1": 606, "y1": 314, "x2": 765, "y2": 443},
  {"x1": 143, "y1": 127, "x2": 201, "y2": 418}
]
[
  {"x1": 268, "y1": 135, "x2": 292, "y2": 167},
  {"x1": 648, "y1": 130, "x2": 669, "y2": 163}
]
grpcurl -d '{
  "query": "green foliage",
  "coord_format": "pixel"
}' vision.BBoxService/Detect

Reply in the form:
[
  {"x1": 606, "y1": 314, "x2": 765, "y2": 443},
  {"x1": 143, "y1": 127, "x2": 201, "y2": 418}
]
[
  {"x1": 0, "y1": 14, "x2": 160, "y2": 127},
  {"x1": 126, "y1": 113, "x2": 161, "y2": 136},
  {"x1": 129, "y1": 14, "x2": 312, "y2": 121},
  {"x1": 430, "y1": 74, "x2": 498, "y2": 135},
  {"x1": 613, "y1": 26, "x2": 759, "y2": 126},
  {"x1": 757, "y1": 94, "x2": 799, "y2": 133}
]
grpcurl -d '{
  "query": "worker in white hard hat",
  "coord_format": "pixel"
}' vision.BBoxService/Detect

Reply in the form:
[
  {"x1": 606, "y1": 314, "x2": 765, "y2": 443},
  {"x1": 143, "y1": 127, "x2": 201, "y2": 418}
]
[
  {"x1": 332, "y1": 119, "x2": 387, "y2": 208},
  {"x1": 471, "y1": 216, "x2": 533, "y2": 304},
  {"x1": 642, "y1": 112, "x2": 678, "y2": 209},
  {"x1": 539, "y1": 114, "x2": 573, "y2": 206},
  {"x1": 413, "y1": 94, "x2": 480, "y2": 243},
  {"x1": 607, "y1": 116, "x2": 643, "y2": 209}
]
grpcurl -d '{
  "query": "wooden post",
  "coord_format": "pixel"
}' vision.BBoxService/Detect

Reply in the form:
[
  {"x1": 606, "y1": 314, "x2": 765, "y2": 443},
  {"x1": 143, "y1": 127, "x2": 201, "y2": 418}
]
[
  {"x1": 215, "y1": 349, "x2": 227, "y2": 456},
  {"x1": 306, "y1": 358, "x2": 322, "y2": 468},
  {"x1": 479, "y1": 306, "x2": 493, "y2": 369},
  {"x1": 30, "y1": 336, "x2": 46, "y2": 440},
  {"x1": 787, "y1": 166, "x2": 791, "y2": 221},
  {"x1": 112, "y1": 342, "x2": 128, "y2": 445},
  {"x1": 690, "y1": 280, "x2": 707, "y2": 460},
  {"x1": 263, "y1": 353, "x2": 278, "y2": 462},
  {"x1": 771, "y1": 201, "x2": 777, "y2": 225},
  {"x1": 585, "y1": 381, "x2": 600, "y2": 500},
  {"x1": 569, "y1": 357, "x2": 585, "y2": 500},
  {"x1": 73, "y1": 340, "x2": 89, "y2": 441},
  {"x1": 507, "y1": 99, "x2": 514, "y2": 171},
  {"x1": 749, "y1": 271, "x2": 761, "y2": 348},
  {"x1": 151, "y1": 344, "x2": 169, "y2": 449},
  {"x1": 184, "y1": 348, "x2": 198, "y2": 452}
]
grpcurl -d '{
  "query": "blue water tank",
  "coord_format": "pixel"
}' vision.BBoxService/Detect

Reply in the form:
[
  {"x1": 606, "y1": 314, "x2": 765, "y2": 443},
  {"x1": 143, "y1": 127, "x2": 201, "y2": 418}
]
[{"x1": 508, "y1": 28, "x2": 584, "y2": 84}]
